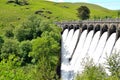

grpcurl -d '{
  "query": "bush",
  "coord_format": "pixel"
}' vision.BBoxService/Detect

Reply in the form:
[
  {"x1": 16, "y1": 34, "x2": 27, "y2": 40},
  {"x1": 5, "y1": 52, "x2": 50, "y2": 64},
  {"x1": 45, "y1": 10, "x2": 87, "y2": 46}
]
[
  {"x1": 0, "y1": 36, "x2": 4, "y2": 48},
  {"x1": 7, "y1": 0, "x2": 29, "y2": 5},
  {"x1": 76, "y1": 52, "x2": 120, "y2": 80},
  {"x1": 19, "y1": 40, "x2": 32, "y2": 65},
  {"x1": 32, "y1": 56, "x2": 59, "y2": 80},
  {"x1": 14, "y1": 15, "x2": 42, "y2": 41},
  {"x1": 0, "y1": 39, "x2": 19, "y2": 60},
  {"x1": 0, "y1": 14, "x2": 61, "y2": 80},
  {"x1": 76, "y1": 60, "x2": 107, "y2": 80},
  {"x1": 4, "y1": 26, "x2": 14, "y2": 38},
  {"x1": 29, "y1": 33, "x2": 60, "y2": 64},
  {"x1": 106, "y1": 52, "x2": 120, "y2": 78},
  {"x1": 0, "y1": 60, "x2": 33, "y2": 80}
]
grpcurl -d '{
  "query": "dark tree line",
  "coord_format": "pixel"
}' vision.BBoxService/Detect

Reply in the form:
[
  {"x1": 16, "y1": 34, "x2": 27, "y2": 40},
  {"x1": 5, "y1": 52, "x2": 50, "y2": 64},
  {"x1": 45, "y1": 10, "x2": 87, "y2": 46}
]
[{"x1": 7, "y1": 0, "x2": 29, "y2": 5}]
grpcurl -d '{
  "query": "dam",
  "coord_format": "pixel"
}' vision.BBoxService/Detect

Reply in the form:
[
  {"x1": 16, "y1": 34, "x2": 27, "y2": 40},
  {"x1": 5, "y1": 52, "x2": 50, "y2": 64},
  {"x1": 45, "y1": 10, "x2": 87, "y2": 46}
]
[{"x1": 57, "y1": 19, "x2": 120, "y2": 80}]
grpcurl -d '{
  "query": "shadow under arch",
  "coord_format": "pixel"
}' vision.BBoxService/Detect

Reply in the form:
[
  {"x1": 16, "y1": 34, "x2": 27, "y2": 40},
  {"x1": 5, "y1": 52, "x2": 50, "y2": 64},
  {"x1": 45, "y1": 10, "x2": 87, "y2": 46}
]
[
  {"x1": 94, "y1": 24, "x2": 101, "y2": 34},
  {"x1": 87, "y1": 24, "x2": 94, "y2": 33},
  {"x1": 100, "y1": 25, "x2": 108, "y2": 37},
  {"x1": 63, "y1": 25, "x2": 68, "y2": 30},
  {"x1": 68, "y1": 25, "x2": 74, "y2": 30},
  {"x1": 61, "y1": 25, "x2": 69, "y2": 34},
  {"x1": 74, "y1": 25, "x2": 80, "y2": 31},
  {"x1": 82, "y1": 24, "x2": 87, "y2": 32},
  {"x1": 108, "y1": 25, "x2": 117, "y2": 38}
]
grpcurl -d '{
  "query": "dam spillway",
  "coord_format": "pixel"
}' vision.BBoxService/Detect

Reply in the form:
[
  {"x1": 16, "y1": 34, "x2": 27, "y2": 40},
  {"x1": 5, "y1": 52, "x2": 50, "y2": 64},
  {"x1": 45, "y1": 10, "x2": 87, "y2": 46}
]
[{"x1": 57, "y1": 19, "x2": 120, "y2": 80}]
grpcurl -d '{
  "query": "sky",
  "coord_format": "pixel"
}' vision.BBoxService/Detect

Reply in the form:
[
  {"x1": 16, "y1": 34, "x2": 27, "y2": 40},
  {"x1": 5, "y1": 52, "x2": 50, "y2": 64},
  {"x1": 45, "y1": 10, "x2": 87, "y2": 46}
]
[{"x1": 48, "y1": 0, "x2": 120, "y2": 10}]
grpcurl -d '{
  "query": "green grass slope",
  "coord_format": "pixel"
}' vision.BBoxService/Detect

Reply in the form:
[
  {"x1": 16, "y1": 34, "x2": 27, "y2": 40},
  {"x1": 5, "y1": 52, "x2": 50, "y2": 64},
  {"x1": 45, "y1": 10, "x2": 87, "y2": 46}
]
[{"x1": 0, "y1": 0, "x2": 118, "y2": 26}]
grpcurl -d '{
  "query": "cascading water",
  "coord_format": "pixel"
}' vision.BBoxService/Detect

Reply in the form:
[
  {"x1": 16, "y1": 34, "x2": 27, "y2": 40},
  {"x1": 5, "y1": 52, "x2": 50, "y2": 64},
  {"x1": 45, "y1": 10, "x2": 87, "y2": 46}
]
[
  {"x1": 99, "y1": 33, "x2": 116, "y2": 64},
  {"x1": 64, "y1": 29, "x2": 74, "y2": 58},
  {"x1": 67, "y1": 30, "x2": 87, "y2": 80},
  {"x1": 61, "y1": 29, "x2": 69, "y2": 62},
  {"x1": 61, "y1": 29, "x2": 69, "y2": 80},
  {"x1": 70, "y1": 30, "x2": 87, "y2": 73},
  {"x1": 75, "y1": 30, "x2": 94, "y2": 73},
  {"x1": 61, "y1": 29, "x2": 74, "y2": 80},
  {"x1": 112, "y1": 37, "x2": 120, "y2": 54},
  {"x1": 61, "y1": 26, "x2": 120, "y2": 80},
  {"x1": 92, "y1": 32, "x2": 108, "y2": 64},
  {"x1": 98, "y1": 33, "x2": 116, "y2": 75},
  {"x1": 86, "y1": 31, "x2": 100, "y2": 60},
  {"x1": 66, "y1": 29, "x2": 80, "y2": 58}
]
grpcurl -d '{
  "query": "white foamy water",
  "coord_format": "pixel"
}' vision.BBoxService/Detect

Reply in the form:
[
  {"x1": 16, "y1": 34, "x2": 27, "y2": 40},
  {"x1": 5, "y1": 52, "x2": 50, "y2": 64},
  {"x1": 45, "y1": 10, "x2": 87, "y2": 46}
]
[
  {"x1": 75, "y1": 30, "x2": 94, "y2": 73},
  {"x1": 99, "y1": 33, "x2": 116, "y2": 64},
  {"x1": 61, "y1": 29, "x2": 69, "y2": 61},
  {"x1": 70, "y1": 30, "x2": 87, "y2": 73},
  {"x1": 61, "y1": 29, "x2": 74, "y2": 80},
  {"x1": 66, "y1": 29, "x2": 80, "y2": 58},
  {"x1": 99, "y1": 33, "x2": 116, "y2": 75},
  {"x1": 92, "y1": 32, "x2": 108, "y2": 64},
  {"x1": 87, "y1": 31, "x2": 100, "y2": 59},
  {"x1": 61, "y1": 27, "x2": 119, "y2": 80},
  {"x1": 112, "y1": 37, "x2": 120, "y2": 54},
  {"x1": 64, "y1": 29, "x2": 74, "y2": 58}
]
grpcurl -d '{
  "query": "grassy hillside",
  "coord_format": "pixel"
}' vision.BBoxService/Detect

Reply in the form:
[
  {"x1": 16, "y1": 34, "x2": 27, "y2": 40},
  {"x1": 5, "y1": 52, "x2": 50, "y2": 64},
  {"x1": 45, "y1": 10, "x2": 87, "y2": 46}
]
[{"x1": 0, "y1": 0, "x2": 118, "y2": 26}]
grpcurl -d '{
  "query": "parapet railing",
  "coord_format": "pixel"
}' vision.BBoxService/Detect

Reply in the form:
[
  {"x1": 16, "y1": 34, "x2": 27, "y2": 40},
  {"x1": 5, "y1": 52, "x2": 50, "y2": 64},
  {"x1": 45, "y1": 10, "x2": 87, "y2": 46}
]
[{"x1": 56, "y1": 19, "x2": 120, "y2": 25}]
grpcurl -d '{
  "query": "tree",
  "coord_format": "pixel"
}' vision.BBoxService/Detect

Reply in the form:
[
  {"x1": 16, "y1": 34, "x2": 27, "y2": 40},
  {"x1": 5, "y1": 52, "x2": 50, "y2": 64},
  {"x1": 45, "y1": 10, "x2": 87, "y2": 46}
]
[
  {"x1": 77, "y1": 6, "x2": 90, "y2": 20},
  {"x1": 0, "y1": 39, "x2": 19, "y2": 59},
  {"x1": 14, "y1": 15, "x2": 42, "y2": 41},
  {"x1": 14, "y1": 15, "x2": 60, "y2": 42},
  {"x1": 15, "y1": 0, "x2": 19, "y2": 4},
  {"x1": 118, "y1": 10, "x2": 120, "y2": 18},
  {"x1": 29, "y1": 34, "x2": 60, "y2": 63},
  {"x1": 19, "y1": 40, "x2": 32, "y2": 65}
]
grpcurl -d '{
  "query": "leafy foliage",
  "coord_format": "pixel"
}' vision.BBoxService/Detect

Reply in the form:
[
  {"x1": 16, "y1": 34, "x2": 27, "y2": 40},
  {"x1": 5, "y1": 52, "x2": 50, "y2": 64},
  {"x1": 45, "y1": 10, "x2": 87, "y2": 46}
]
[
  {"x1": 19, "y1": 40, "x2": 32, "y2": 65},
  {"x1": 0, "y1": 15, "x2": 61, "y2": 80},
  {"x1": 106, "y1": 52, "x2": 120, "y2": 78},
  {"x1": 15, "y1": 16, "x2": 42, "y2": 41},
  {"x1": 76, "y1": 52, "x2": 120, "y2": 80},
  {"x1": 4, "y1": 26, "x2": 14, "y2": 38},
  {"x1": 0, "y1": 39, "x2": 19, "y2": 60},
  {"x1": 32, "y1": 56, "x2": 59, "y2": 80},
  {"x1": 0, "y1": 36, "x2": 4, "y2": 49},
  {"x1": 29, "y1": 31, "x2": 60, "y2": 63},
  {"x1": 76, "y1": 59, "x2": 107, "y2": 80},
  {"x1": 77, "y1": 6, "x2": 90, "y2": 20}
]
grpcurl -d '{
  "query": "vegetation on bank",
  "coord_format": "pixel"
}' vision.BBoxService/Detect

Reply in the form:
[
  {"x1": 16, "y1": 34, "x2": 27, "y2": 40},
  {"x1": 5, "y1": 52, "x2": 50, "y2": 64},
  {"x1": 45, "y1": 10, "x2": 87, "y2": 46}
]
[
  {"x1": 76, "y1": 52, "x2": 120, "y2": 80},
  {"x1": 0, "y1": 15, "x2": 61, "y2": 79}
]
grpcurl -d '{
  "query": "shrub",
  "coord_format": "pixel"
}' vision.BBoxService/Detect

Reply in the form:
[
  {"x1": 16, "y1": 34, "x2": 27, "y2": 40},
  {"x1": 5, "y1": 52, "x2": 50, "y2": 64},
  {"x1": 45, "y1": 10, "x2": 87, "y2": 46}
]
[
  {"x1": 106, "y1": 52, "x2": 120, "y2": 78},
  {"x1": 19, "y1": 40, "x2": 32, "y2": 65},
  {"x1": 0, "y1": 39, "x2": 19, "y2": 60},
  {"x1": 15, "y1": 15, "x2": 42, "y2": 41},
  {"x1": 76, "y1": 59, "x2": 107, "y2": 80}
]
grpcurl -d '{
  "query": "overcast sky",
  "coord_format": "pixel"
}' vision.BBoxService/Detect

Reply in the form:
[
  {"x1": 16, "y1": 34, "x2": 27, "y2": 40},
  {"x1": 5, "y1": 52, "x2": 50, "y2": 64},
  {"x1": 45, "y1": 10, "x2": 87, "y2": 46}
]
[{"x1": 47, "y1": 0, "x2": 120, "y2": 10}]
